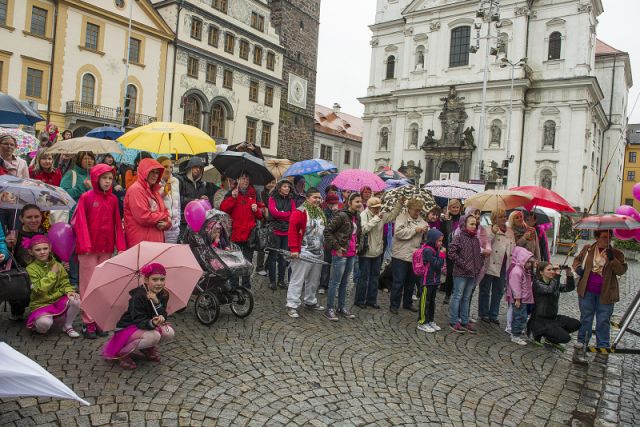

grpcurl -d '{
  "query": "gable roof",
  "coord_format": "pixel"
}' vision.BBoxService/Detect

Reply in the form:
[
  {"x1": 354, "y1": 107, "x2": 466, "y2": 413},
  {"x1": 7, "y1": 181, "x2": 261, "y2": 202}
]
[{"x1": 315, "y1": 104, "x2": 363, "y2": 143}]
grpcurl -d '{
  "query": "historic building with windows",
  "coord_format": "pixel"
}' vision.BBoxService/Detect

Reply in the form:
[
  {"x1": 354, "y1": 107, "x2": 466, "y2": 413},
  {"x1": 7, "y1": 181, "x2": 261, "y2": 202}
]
[
  {"x1": 153, "y1": 0, "x2": 284, "y2": 156},
  {"x1": 621, "y1": 124, "x2": 640, "y2": 209},
  {"x1": 314, "y1": 103, "x2": 362, "y2": 171},
  {"x1": 359, "y1": 0, "x2": 632, "y2": 212},
  {"x1": 0, "y1": 0, "x2": 173, "y2": 135}
]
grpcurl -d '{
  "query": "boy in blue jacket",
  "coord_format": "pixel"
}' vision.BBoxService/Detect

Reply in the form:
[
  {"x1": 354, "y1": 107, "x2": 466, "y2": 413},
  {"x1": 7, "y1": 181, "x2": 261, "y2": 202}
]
[{"x1": 417, "y1": 229, "x2": 447, "y2": 333}]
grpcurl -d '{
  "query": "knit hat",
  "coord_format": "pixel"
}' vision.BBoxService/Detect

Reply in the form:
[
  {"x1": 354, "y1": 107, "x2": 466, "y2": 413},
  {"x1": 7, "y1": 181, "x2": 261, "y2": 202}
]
[
  {"x1": 325, "y1": 194, "x2": 339, "y2": 205},
  {"x1": 140, "y1": 262, "x2": 167, "y2": 277}
]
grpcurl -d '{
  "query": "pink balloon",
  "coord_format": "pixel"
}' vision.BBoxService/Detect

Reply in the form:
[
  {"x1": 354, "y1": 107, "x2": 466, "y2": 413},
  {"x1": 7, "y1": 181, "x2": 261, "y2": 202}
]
[
  {"x1": 199, "y1": 199, "x2": 212, "y2": 211},
  {"x1": 633, "y1": 182, "x2": 640, "y2": 202},
  {"x1": 48, "y1": 222, "x2": 75, "y2": 262},
  {"x1": 185, "y1": 200, "x2": 206, "y2": 232},
  {"x1": 613, "y1": 228, "x2": 635, "y2": 241},
  {"x1": 634, "y1": 228, "x2": 640, "y2": 241},
  {"x1": 615, "y1": 205, "x2": 637, "y2": 217}
]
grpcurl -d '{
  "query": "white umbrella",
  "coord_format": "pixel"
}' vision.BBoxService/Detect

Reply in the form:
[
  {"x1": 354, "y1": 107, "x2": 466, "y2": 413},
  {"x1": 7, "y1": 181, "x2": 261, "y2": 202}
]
[{"x1": 0, "y1": 342, "x2": 90, "y2": 406}]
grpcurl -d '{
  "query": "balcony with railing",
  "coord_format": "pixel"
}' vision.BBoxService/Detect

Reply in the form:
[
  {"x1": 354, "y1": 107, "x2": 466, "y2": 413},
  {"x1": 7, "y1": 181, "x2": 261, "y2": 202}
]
[{"x1": 65, "y1": 101, "x2": 156, "y2": 127}]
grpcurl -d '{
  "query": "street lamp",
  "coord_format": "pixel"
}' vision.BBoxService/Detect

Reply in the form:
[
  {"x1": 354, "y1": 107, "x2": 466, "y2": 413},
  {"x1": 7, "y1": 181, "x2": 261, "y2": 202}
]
[{"x1": 499, "y1": 57, "x2": 527, "y2": 186}]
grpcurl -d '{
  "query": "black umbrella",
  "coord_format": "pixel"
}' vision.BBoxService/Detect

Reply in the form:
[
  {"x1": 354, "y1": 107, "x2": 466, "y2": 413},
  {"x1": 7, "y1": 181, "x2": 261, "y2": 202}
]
[
  {"x1": 211, "y1": 151, "x2": 274, "y2": 185},
  {"x1": 514, "y1": 207, "x2": 551, "y2": 225},
  {"x1": 0, "y1": 92, "x2": 44, "y2": 125}
]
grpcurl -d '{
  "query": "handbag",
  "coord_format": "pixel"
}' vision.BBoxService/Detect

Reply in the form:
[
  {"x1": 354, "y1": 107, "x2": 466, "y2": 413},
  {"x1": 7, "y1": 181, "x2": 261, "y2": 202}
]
[
  {"x1": 249, "y1": 221, "x2": 274, "y2": 251},
  {"x1": 0, "y1": 254, "x2": 31, "y2": 304}
]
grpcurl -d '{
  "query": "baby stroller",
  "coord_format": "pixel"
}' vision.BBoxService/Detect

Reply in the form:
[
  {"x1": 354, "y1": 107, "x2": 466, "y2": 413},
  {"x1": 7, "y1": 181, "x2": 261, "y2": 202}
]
[{"x1": 184, "y1": 209, "x2": 255, "y2": 325}]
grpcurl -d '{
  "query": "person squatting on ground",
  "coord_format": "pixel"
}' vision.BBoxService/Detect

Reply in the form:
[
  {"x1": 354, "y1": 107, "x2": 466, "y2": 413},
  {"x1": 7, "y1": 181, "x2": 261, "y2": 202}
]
[
  {"x1": 416, "y1": 229, "x2": 446, "y2": 333},
  {"x1": 102, "y1": 263, "x2": 175, "y2": 370},
  {"x1": 285, "y1": 188, "x2": 326, "y2": 318},
  {"x1": 25, "y1": 235, "x2": 81, "y2": 338}
]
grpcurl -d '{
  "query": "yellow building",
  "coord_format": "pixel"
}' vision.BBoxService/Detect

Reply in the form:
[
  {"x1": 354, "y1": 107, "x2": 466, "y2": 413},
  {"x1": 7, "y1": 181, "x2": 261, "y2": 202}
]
[
  {"x1": 0, "y1": 0, "x2": 173, "y2": 134},
  {"x1": 621, "y1": 124, "x2": 640, "y2": 207}
]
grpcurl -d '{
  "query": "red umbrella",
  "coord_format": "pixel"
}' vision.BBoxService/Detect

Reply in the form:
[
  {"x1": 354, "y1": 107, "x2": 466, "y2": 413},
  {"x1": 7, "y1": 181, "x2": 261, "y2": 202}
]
[{"x1": 510, "y1": 185, "x2": 575, "y2": 213}]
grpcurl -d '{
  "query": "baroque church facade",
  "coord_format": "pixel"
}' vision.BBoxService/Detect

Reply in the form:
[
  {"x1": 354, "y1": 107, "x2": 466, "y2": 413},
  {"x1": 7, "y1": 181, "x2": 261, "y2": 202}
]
[{"x1": 359, "y1": 0, "x2": 631, "y2": 212}]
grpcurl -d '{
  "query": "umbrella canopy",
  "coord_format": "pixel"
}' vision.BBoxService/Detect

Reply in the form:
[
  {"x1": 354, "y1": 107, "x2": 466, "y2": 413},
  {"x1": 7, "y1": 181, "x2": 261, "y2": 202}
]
[
  {"x1": 574, "y1": 214, "x2": 640, "y2": 230},
  {"x1": 81, "y1": 242, "x2": 203, "y2": 331},
  {"x1": 283, "y1": 159, "x2": 337, "y2": 177},
  {"x1": 376, "y1": 167, "x2": 406, "y2": 181},
  {"x1": 111, "y1": 142, "x2": 161, "y2": 165},
  {"x1": 203, "y1": 164, "x2": 220, "y2": 184},
  {"x1": 510, "y1": 185, "x2": 575, "y2": 213},
  {"x1": 317, "y1": 173, "x2": 337, "y2": 197},
  {"x1": 0, "y1": 342, "x2": 89, "y2": 405},
  {"x1": 381, "y1": 184, "x2": 437, "y2": 214},
  {"x1": 85, "y1": 126, "x2": 124, "y2": 140},
  {"x1": 332, "y1": 169, "x2": 386, "y2": 192},
  {"x1": 211, "y1": 151, "x2": 274, "y2": 185},
  {"x1": 514, "y1": 207, "x2": 551, "y2": 225},
  {"x1": 265, "y1": 158, "x2": 293, "y2": 180},
  {"x1": 0, "y1": 127, "x2": 39, "y2": 156},
  {"x1": 0, "y1": 175, "x2": 75, "y2": 211},
  {"x1": 118, "y1": 121, "x2": 216, "y2": 155},
  {"x1": 45, "y1": 136, "x2": 123, "y2": 155},
  {"x1": 0, "y1": 92, "x2": 44, "y2": 125},
  {"x1": 464, "y1": 190, "x2": 533, "y2": 212},
  {"x1": 385, "y1": 179, "x2": 411, "y2": 190},
  {"x1": 424, "y1": 180, "x2": 483, "y2": 200}
]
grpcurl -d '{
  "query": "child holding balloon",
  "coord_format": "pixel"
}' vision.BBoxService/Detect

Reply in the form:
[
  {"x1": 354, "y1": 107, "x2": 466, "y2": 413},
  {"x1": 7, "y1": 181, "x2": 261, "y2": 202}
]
[
  {"x1": 25, "y1": 234, "x2": 81, "y2": 338},
  {"x1": 71, "y1": 164, "x2": 126, "y2": 339}
]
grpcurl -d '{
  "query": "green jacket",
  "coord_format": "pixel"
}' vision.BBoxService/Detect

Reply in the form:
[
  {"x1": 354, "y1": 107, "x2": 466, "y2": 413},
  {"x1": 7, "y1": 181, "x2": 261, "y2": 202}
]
[
  {"x1": 60, "y1": 165, "x2": 90, "y2": 217},
  {"x1": 27, "y1": 259, "x2": 74, "y2": 311}
]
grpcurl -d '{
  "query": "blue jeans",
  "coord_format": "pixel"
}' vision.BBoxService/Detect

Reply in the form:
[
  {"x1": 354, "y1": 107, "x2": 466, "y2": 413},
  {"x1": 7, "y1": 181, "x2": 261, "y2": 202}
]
[
  {"x1": 355, "y1": 255, "x2": 382, "y2": 306},
  {"x1": 326, "y1": 256, "x2": 355, "y2": 310},
  {"x1": 450, "y1": 276, "x2": 475, "y2": 326},
  {"x1": 578, "y1": 291, "x2": 615, "y2": 348},
  {"x1": 390, "y1": 258, "x2": 417, "y2": 309},
  {"x1": 268, "y1": 234, "x2": 289, "y2": 285},
  {"x1": 352, "y1": 258, "x2": 360, "y2": 285},
  {"x1": 478, "y1": 273, "x2": 505, "y2": 321},
  {"x1": 511, "y1": 303, "x2": 528, "y2": 336}
]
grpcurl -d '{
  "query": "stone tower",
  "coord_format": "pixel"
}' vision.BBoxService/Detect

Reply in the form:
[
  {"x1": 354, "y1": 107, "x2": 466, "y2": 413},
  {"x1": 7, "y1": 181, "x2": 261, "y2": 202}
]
[{"x1": 269, "y1": 0, "x2": 321, "y2": 161}]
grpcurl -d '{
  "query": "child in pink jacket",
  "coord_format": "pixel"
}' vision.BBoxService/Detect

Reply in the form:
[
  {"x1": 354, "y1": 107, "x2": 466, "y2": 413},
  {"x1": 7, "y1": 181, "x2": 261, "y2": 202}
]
[{"x1": 506, "y1": 246, "x2": 535, "y2": 345}]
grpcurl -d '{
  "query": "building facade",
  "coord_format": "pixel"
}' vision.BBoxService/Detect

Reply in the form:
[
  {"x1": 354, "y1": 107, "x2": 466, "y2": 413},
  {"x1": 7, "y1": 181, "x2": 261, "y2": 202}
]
[
  {"x1": 0, "y1": 0, "x2": 173, "y2": 134},
  {"x1": 622, "y1": 124, "x2": 640, "y2": 208},
  {"x1": 153, "y1": 0, "x2": 284, "y2": 157},
  {"x1": 269, "y1": 0, "x2": 321, "y2": 161},
  {"x1": 314, "y1": 103, "x2": 362, "y2": 171},
  {"x1": 359, "y1": 0, "x2": 632, "y2": 213}
]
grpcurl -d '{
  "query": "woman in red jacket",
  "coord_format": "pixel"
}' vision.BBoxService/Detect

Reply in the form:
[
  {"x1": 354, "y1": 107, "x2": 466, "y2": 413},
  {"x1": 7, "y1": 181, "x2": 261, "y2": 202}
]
[
  {"x1": 220, "y1": 172, "x2": 263, "y2": 289},
  {"x1": 29, "y1": 151, "x2": 62, "y2": 186},
  {"x1": 123, "y1": 159, "x2": 170, "y2": 248}
]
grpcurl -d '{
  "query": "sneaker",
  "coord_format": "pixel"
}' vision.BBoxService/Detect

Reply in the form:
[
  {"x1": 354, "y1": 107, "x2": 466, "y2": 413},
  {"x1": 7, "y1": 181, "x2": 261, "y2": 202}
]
[
  {"x1": 257, "y1": 269, "x2": 267, "y2": 276},
  {"x1": 573, "y1": 341, "x2": 585, "y2": 350},
  {"x1": 412, "y1": 294, "x2": 418, "y2": 301},
  {"x1": 383, "y1": 288, "x2": 389, "y2": 293},
  {"x1": 287, "y1": 308, "x2": 300, "y2": 318},
  {"x1": 550, "y1": 342, "x2": 566, "y2": 352},
  {"x1": 338, "y1": 308, "x2": 355, "y2": 319},
  {"x1": 119, "y1": 355, "x2": 137, "y2": 370},
  {"x1": 278, "y1": 281, "x2": 288, "y2": 289},
  {"x1": 417, "y1": 323, "x2": 435, "y2": 333},
  {"x1": 511, "y1": 336, "x2": 527, "y2": 346},
  {"x1": 64, "y1": 327, "x2": 80, "y2": 338},
  {"x1": 505, "y1": 327, "x2": 512, "y2": 335},
  {"x1": 463, "y1": 323, "x2": 477, "y2": 334},
  {"x1": 83, "y1": 323, "x2": 97, "y2": 340},
  {"x1": 449, "y1": 322, "x2": 465, "y2": 333},
  {"x1": 318, "y1": 288, "x2": 326, "y2": 295},
  {"x1": 304, "y1": 303, "x2": 324, "y2": 311},
  {"x1": 572, "y1": 351, "x2": 589, "y2": 365},
  {"x1": 389, "y1": 307, "x2": 399, "y2": 314},
  {"x1": 140, "y1": 346, "x2": 161, "y2": 362},
  {"x1": 429, "y1": 322, "x2": 441, "y2": 331},
  {"x1": 469, "y1": 317, "x2": 477, "y2": 323},
  {"x1": 325, "y1": 309, "x2": 339, "y2": 321},
  {"x1": 532, "y1": 339, "x2": 544, "y2": 348}
]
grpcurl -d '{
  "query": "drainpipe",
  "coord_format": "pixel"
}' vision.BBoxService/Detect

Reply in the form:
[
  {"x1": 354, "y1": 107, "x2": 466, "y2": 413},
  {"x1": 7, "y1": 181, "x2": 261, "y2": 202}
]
[
  {"x1": 168, "y1": 0, "x2": 184, "y2": 121},
  {"x1": 596, "y1": 53, "x2": 617, "y2": 212},
  {"x1": 46, "y1": 0, "x2": 59, "y2": 124},
  {"x1": 516, "y1": 1, "x2": 533, "y2": 186}
]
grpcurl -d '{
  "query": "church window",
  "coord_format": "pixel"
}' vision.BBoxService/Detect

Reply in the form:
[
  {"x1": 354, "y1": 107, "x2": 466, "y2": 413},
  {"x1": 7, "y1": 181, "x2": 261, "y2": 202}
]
[
  {"x1": 548, "y1": 32, "x2": 562, "y2": 60},
  {"x1": 449, "y1": 26, "x2": 470, "y2": 67},
  {"x1": 379, "y1": 127, "x2": 389, "y2": 150},
  {"x1": 415, "y1": 46, "x2": 425, "y2": 69},
  {"x1": 385, "y1": 56, "x2": 395, "y2": 79},
  {"x1": 540, "y1": 170, "x2": 553, "y2": 189},
  {"x1": 543, "y1": 120, "x2": 556, "y2": 149},
  {"x1": 409, "y1": 124, "x2": 419, "y2": 149}
]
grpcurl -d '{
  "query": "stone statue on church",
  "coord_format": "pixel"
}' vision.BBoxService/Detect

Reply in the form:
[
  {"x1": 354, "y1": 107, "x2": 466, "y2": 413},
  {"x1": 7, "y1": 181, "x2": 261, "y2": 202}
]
[
  {"x1": 544, "y1": 121, "x2": 556, "y2": 149},
  {"x1": 462, "y1": 126, "x2": 475, "y2": 149},
  {"x1": 423, "y1": 129, "x2": 435, "y2": 146},
  {"x1": 490, "y1": 123, "x2": 501, "y2": 146}
]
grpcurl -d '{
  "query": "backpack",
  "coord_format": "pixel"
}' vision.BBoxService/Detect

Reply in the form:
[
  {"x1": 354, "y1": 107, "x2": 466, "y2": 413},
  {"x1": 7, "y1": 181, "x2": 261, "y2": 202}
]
[{"x1": 412, "y1": 244, "x2": 431, "y2": 277}]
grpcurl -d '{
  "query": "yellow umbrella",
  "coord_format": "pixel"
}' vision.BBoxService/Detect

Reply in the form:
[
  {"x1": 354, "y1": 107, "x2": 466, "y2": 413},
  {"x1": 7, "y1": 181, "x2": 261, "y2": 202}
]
[
  {"x1": 464, "y1": 189, "x2": 533, "y2": 211},
  {"x1": 265, "y1": 158, "x2": 292, "y2": 180},
  {"x1": 118, "y1": 122, "x2": 216, "y2": 155}
]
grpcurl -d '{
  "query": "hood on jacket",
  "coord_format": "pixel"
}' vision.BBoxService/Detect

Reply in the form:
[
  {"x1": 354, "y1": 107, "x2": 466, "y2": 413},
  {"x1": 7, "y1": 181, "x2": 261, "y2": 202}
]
[
  {"x1": 272, "y1": 179, "x2": 293, "y2": 199},
  {"x1": 137, "y1": 158, "x2": 165, "y2": 189},
  {"x1": 90, "y1": 164, "x2": 116, "y2": 194},
  {"x1": 511, "y1": 246, "x2": 533, "y2": 268},
  {"x1": 185, "y1": 156, "x2": 206, "y2": 183},
  {"x1": 426, "y1": 228, "x2": 443, "y2": 248}
]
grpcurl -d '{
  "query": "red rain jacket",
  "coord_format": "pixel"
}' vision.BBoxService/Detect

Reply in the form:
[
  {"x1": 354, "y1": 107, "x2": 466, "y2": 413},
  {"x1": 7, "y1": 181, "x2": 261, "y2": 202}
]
[
  {"x1": 220, "y1": 185, "x2": 263, "y2": 243},
  {"x1": 29, "y1": 167, "x2": 62, "y2": 186}
]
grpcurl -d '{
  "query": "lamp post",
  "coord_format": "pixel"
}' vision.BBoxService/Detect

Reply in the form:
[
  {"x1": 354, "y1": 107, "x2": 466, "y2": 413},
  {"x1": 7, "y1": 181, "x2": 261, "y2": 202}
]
[{"x1": 499, "y1": 56, "x2": 527, "y2": 186}]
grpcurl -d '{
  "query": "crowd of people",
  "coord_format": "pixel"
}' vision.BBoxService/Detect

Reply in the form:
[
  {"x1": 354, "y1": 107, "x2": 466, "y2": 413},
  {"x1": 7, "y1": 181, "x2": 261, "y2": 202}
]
[{"x1": 0, "y1": 126, "x2": 629, "y2": 369}]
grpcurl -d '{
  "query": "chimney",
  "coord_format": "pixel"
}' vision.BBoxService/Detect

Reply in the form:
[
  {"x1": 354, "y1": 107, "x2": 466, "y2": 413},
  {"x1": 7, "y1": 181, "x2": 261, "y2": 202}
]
[{"x1": 332, "y1": 103, "x2": 341, "y2": 114}]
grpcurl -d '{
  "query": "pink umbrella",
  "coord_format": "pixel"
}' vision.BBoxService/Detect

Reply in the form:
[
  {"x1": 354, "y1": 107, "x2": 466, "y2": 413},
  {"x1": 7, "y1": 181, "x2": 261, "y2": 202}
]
[
  {"x1": 81, "y1": 242, "x2": 203, "y2": 331},
  {"x1": 332, "y1": 169, "x2": 386, "y2": 192}
]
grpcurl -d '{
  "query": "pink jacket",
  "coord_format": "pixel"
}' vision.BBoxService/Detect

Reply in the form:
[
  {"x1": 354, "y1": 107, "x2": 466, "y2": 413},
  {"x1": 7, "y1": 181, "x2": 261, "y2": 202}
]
[
  {"x1": 123, "y1": 159, "x2": 170, "y2": 248},
  {"x1": 506, "y1": 246, "x2": 534, "y2": 304},
  {"x1": 72, "y1": 164, "x2": 126, "y2": 255}
]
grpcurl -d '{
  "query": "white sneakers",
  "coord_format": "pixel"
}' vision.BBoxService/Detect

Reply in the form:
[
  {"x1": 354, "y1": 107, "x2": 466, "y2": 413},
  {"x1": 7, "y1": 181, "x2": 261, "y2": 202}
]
[
  {"x1": 287, "y1": 309, "x2": 300, "y2": 318},
  {"x1": 417, "y1": 322, "x2": 441, "y2": 333},
  {"x1": 429, "y1": 322, "x2": 441, "y2": 331},
  {"x1": 511, "y1": 336, "x2": 527, "y2": 346}
]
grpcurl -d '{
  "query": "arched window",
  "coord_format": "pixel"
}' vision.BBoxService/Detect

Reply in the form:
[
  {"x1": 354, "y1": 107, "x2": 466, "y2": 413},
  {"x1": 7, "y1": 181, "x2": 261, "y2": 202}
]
[
  {"x1": 548, "y1": 32, "x2": 562, "y2": 60},
  {"x1": 183, "y1": 95, "x2": 202, "y2": 128},
  {"x1": 540, "y1": 169, "x2": 553, "y2": 189},
  {"x1": 379, "y1": 127, "x2": 389, "y2": 150},
  {"x1": 209, "y1": 102, "x2": 226, "y2": 138},
  {"x1": 409, "y1": 123, "x2": 419, "y2": 149},
  {"x1": 385, "y1": 56, "x2": 395, "y2": 79},
  {"x1": 490, "y1": 119, "x2": 502, "y2": 147},
  {"x1": 543, "y1": 120, "x2": 556, "y2": 149},
  {"x1": 126, "y1": 84, "x2": 137, "y2": 116},
  {"x1": 81, "y1": 74, "x2": 95, "y2": 105},
  {"x1": 449, "y1": 26, "x2": 470, "y2": 67},
  {"x1": 415, "y1": 46, "x2": 425, "y2": 70}
]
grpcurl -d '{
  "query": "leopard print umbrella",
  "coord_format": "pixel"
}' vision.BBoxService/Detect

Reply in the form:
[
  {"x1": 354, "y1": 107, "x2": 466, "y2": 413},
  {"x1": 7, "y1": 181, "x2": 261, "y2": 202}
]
[{"x1": 381, "y1": 184, "x2": 436, "y2": 217}]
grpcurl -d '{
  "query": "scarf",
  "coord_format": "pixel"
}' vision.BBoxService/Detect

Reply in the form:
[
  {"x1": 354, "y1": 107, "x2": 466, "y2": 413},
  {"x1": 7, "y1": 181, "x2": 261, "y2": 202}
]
[
  {"x1": 303, "y1": 201, "x2": 326, "y2": 225},
  {"x1": 592, "y1": 246, "x2": 607, "y2": 275}
]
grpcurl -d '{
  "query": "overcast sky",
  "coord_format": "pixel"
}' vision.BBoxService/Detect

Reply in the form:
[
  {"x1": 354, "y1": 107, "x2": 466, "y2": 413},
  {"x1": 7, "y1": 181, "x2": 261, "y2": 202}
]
[{"x1": 316, "y1": 0, "x2": 640, "y2": 123}]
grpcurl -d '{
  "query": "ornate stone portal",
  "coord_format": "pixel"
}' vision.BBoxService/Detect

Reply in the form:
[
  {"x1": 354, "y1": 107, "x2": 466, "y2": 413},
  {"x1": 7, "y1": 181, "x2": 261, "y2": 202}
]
[{"x1": 421, "y1": 86, "x2": 476, "y2": 183}]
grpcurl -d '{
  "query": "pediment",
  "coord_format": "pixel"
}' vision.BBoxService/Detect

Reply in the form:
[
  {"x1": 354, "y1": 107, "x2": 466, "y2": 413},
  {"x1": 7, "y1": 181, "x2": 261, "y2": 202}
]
[
  {"x1": 384, "y1": 45, "x2": 399, "y2": 53},
  {"x1": 498, "y1": 19, "x2": 513, "y2": 27},
  {"x1": 407, "y1": 112, "x2": 422, "y2": 120},
  {"x1": 546, "y1": 18, "x2": 566, "y2": 27},
  {"x1": 413, "y1": 33, "x2": 428, "y2": 42},
  {"x1": 403, "y1": 0, "x2": 456, "y2": 15},
  {"x1": 379, "y1": 117, "x2": 392, "y2": 124},
  {"x1": 541, "y1": 106, "x2": 561, "y2": 115},
  {"x1": 488, "y1": 107, "x2": 506, "y2": 114}
]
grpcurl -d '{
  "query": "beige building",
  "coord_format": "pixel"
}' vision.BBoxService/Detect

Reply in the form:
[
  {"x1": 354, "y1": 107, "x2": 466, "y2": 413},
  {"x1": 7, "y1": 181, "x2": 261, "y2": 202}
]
[{"x1": 0, "y1": 0, "x2": 173, "y2": 134}]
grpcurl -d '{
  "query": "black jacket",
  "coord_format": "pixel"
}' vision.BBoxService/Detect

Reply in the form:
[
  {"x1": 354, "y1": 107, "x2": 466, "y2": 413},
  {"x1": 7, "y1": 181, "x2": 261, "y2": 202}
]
[
  {"x1": 116, "y1": 287, "x2": 169, "y2": 330},
  {"x1": 532, "y1": 273, "x2": 575, "y2": 319},
  {"x1": 323, "y1": 209, "x2": 362, "y2": 253},
  {"x1": 178, "y1": 157, "x2": 219, "y2": 220}
]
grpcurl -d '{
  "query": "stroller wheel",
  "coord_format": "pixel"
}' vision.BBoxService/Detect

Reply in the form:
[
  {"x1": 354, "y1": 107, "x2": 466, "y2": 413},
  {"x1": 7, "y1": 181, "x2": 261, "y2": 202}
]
[
  {"x1": 230, "y1": 287, "x2": 254, "y2": 318},
  {"x1": 194, "y1": 291, "x2": 220, "y2": 325}
]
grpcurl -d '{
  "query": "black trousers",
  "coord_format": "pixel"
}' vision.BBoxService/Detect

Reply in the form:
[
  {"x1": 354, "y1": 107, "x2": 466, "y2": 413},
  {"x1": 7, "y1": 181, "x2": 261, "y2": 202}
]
[{"x1": 529, "y1": 314, "x2": 580, "y2": 344}]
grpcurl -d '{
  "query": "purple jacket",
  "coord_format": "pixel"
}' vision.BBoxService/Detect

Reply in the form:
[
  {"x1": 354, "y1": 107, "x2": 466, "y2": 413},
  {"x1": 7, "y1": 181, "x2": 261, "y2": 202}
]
[
  {"x1": 506, "y1": 246, "x2": 534, "y2": 304},
  {"x1": 448, "y1": 228, "x2": 483, "y2": 278}
]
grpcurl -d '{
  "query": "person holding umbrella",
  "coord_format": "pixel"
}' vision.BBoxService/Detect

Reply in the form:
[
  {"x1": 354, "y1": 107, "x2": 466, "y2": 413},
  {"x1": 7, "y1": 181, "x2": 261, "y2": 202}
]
[{"x1": 156, "y1": 157, "x2": 181, "y2": 244}]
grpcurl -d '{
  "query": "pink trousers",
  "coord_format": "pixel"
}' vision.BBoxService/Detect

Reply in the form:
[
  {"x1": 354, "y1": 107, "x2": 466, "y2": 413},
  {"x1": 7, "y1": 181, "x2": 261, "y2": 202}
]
[{"x1": 78, "y1": 253, "x2": 112, "y2": 324}]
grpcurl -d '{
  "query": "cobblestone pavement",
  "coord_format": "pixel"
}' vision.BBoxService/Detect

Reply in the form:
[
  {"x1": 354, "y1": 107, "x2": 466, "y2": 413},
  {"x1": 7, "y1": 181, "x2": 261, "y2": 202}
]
[{"x1": 0, "y1": 254, "x2": 639, "y2": 426}]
